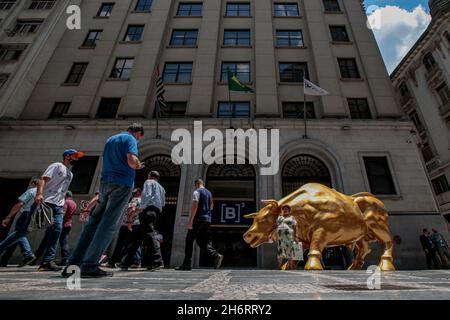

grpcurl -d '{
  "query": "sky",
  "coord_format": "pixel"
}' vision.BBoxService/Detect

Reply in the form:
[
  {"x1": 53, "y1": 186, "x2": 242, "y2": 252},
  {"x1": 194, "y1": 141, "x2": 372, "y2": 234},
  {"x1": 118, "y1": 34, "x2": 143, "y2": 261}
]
[{"x1": 363, "y1": 0, "x2": 432, "y2": 73}]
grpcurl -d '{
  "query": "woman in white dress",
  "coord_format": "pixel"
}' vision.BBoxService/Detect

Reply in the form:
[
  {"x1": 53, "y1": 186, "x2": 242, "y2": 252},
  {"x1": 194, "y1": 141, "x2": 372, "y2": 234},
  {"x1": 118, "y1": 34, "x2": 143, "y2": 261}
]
[{"x1": 276, "y1": 204, "x2": 300, "y2": 270}]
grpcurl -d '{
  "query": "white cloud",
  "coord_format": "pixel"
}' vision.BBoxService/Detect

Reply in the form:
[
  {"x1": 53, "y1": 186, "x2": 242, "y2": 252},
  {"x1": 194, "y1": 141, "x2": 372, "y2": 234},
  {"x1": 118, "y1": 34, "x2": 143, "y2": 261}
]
[{"x1": 367, "y1": 5, "x2": 431, "y2": 73}]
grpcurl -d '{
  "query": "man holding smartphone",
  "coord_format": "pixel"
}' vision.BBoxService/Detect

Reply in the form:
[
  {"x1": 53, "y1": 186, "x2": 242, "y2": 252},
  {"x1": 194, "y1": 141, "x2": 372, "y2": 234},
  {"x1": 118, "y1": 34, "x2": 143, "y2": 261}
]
[{"x1": 63, "y1": 123, "x2": 145, "y2": 278}]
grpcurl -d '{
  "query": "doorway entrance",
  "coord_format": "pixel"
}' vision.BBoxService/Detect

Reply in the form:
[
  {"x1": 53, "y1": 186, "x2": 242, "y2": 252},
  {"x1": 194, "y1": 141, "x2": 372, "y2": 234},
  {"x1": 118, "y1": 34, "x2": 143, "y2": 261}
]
[
  {"x1": 201, "y1": 163, "x2": 257, "y2": 268},
  {"x1": 282, "y1": 155, "x2": 348, "y2": 269},
  {"x1": 135, "y1": 155, "x2": 180, "y2": 267}
]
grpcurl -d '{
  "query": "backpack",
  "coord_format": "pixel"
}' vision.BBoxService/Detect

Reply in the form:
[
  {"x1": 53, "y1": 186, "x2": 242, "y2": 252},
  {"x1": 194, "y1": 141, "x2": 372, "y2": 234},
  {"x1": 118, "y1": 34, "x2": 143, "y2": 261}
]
[{"x1": 28, "y1": 203, "x2": 54, "y2": 232}]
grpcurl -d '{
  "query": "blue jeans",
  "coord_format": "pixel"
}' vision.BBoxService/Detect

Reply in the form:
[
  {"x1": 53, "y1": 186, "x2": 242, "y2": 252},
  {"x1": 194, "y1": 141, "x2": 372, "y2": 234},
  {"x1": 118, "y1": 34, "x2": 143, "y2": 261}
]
[
  {"x1": 28, "y1": 202, "x2": 64, "y2": 264},
  {"x1": 35, "y1": 226, "x2": 72, "y2": 262},
  {"x1": 68, "y1": 181, "x2": 132, "y2": 273},
  {"x1": 0, "y1": 211, "x2": 35, "y2": 259}
]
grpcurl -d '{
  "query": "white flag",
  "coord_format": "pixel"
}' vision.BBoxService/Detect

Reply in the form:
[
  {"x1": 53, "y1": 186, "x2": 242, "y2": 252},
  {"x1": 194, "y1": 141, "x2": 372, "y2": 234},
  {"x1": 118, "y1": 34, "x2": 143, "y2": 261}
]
[{"x1": 304, "y1": 79, "x2": 329, "y2": 96}]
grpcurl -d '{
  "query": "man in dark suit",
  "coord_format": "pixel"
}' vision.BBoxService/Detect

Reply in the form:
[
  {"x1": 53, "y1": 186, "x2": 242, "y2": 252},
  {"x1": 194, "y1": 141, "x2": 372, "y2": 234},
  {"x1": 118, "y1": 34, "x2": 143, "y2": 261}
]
[{"x1": 419, "y1": 228, "x2": 440, "y2": 269}]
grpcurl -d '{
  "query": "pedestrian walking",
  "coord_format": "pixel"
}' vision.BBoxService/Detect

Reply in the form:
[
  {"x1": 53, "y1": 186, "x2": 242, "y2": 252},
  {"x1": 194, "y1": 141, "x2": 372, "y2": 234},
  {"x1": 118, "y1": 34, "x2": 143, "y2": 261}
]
[
  {"x1": 0, "y1": 179, "x2": 39, "y2": 267},
  {"x1": 33, "y1": 149, "x2": 84, "y2": 272},
  {"x1": 430, "y1": 228, "x2": 450, "y2": 268},
  {"x1": 419, "y1": 228, "x2": 440, "y2": 269},
  {"x1": 63, "y1": 123, "x2": 144, "y2": 278},
  {"x1": 107, "y1": 188, "x2": 142, "y2": 268},
  {"x1": 175, "y1": 179, "x2": 223, "y2": 271},
  {"x1": 33, "y1": 191, "x2": 78, "y2": 266},
  {"x1": 118, "y1": 171, "x2": 165, "y2": 271}
]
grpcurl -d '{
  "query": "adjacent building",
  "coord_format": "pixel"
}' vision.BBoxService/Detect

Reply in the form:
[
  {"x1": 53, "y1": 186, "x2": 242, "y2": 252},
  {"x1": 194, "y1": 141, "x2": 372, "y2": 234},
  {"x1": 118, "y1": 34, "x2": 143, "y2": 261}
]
[
  {"x1": 0, "y1": 0, "x2": 448, "y2": 269},
  {"x1": 391, "y1": 0, "x2": 450, "y2": 223}
]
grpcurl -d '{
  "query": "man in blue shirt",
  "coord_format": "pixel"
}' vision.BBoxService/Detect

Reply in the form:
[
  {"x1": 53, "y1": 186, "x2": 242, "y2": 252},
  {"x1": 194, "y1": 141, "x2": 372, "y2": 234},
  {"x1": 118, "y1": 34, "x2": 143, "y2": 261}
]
[
  {"x1": 175, "y1": 179, "x2": 223, "y2": 271},
  {"x1": 63, "y1": 123, "x2": 145, "y2": 278}
]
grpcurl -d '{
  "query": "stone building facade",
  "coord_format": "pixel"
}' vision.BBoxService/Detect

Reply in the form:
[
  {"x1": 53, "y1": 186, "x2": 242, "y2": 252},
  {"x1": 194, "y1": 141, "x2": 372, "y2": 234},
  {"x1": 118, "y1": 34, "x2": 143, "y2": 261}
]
[
  {"x1": 391, "y1": 0, "x2": 450, "y2": 222},
  {"x1": 0, "y1": 0, "x2": 449, "y2": 269}
]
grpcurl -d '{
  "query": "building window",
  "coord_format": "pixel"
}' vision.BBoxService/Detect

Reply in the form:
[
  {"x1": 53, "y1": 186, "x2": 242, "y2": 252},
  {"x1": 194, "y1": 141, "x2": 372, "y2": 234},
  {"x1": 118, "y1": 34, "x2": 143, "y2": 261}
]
[
  {"x1": 110, "y1": 58, "x2": 134, "y2": 80},
  {"x1": 408, "y1": 110, "x2": 425, "y2": 133},
  {"x1": 49, "y1": 102, "x2": 71, "y2": 118},
  {"x1": 163, "y1": 63, "x2": 192, "y2": 83},
  {"x1": 29, "y1": 0, "x2": 56, "y2": 10},
  {"x1": 432, "y1": 175, "x2": 450, "y2": 195},
  {"x1": 83, "y1": 30, "x2": 102, "y2": 47},
  {"x1": 436, "y1": 83, "x2": 450, "y2": 105},
  {"x1": 423, "y1": 52, "x2": 436, "y2": 71},
  {"x1": 177, "y1": 2, "x2": 202, "y2": 16},
  {"x1": 330, "y1": 25, "x2": 349, "y2": 42},
  {"x1": 0, "y1": 1, "x2": 16, "y2": 10},
  {"x1": 279, "y1": 62, "x2": 309, "y2": 82},
  {"x1": 398, "y1": 82, "x2": 411, "y2": 100},
  {"x1": 0, "y1": 73, "x2": 8, "y2": 89},
  {"x1": 276, "y1": 30, "x2": 304, "y2": 47},
  {"x1": 135, "y1": 0, "x2": 152, "y2": 11},
  {"x1": 226, "y1": 2, "x2": 250, "y2": 17},
  {"x1": 347, "y1": 98, "x2": 371, "y2": 119},
  {"x1": 170, "y1": 29, "x2": 198, "y2": 46},
  {"x1": 0, "y1": 45, "x2": 26, "y2": 62},
  {"x1": 70, "y1": 156, "x2": 99, "y2": 194},
  {"x1": 282, "y1": 102, "x2": 315, "y2": 119},
  {"x1": 156, "y1": 102, "x2": 187, "y2": 118},
  {"x1": 223, "y1": 29, "x2": 250, "y2": 46},
  {"x1": 323, "y1": 0, "x2": 341, "y2": 12},
  {"x1": 218, "y1": 102, "x2": 250, "y2": 118},
  {"x1": 12, "y1": 20, "x2": 43, "y2": 35},
  {"x1": 96, "y1": 98, "x2": 120, "y2": 118},
  {"x1": 124, "y1": 25, "x2": 144, "y2": 42},
  {"x1": 97, "y1": 3, "x2": 114, "y2": 17},
  {"x1": 221, "y1": 62, "x2": 250, "y2": 83},
  {"x1": 363, "y1": 156, "x2": 396, "y2": 195},
  {"x1": 338, "y1": 58, "x2": 360, "y2": 79},
  {"x1": 421, "y1": 142, "x2": 435, "y2": 163},
  {"x1": 273, "y1": 2, "x2": 299, "y2": 17},
  {"x1": 65, "y1": 63, "x2": 88, "y2": 84}
]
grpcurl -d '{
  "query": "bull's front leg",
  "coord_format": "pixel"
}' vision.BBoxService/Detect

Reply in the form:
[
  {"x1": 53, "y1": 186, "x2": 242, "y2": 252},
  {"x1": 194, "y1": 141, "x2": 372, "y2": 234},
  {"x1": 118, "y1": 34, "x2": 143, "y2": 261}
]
[{"x1": 304, "y1": 228, "x2": 327, "y2": 271}]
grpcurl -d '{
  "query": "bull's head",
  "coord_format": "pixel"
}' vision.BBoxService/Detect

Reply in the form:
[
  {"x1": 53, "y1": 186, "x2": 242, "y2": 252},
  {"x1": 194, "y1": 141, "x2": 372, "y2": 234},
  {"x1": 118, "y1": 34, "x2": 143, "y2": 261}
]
[{"x1": 243, "y1": 199, "x2": 281, "y2": 247}]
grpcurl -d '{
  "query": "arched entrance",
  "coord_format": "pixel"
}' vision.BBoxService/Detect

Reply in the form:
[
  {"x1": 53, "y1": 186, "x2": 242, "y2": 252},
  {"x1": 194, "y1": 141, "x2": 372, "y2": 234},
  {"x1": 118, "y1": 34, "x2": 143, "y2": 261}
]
[
  {"x1": 282, "y1": 155, "x2": 349, "y2": 270},
  {"x1": 202, "y1": 162, "x2": 257, "y2": 268},
  {"x1": 135, "y1": 155, "x2": 180, "y2": 267}
]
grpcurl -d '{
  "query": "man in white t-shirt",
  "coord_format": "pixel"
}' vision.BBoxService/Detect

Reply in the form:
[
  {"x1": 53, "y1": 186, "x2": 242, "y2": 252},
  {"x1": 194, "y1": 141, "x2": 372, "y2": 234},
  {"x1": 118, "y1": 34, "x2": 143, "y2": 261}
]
[{"x1": 33, "y1": 149, "x2": 84, "y2": 272}]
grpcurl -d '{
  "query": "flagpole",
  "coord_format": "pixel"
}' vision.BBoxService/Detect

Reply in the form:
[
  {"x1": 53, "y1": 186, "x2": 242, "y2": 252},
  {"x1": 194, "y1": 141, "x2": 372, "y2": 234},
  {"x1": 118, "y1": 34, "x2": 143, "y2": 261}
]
[
  {"x1": 303, "y1": 75, "x2": 308, "y2": 139},
  {"x1": 228, "y1": 85, "x2": 233, "y2": 129},
  {"x1": 155, "y1": 100, "x2": 161, "y2": 139}
]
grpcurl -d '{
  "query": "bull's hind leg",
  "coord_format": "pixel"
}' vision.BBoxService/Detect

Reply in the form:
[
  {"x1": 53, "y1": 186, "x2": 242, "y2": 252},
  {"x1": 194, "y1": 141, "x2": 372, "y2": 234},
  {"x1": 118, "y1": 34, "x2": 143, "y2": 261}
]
[
  {"x1": 304, "y1": 228, "x2": 326, "y2": 271},
  {"x1": 348, "y1": 238, "x2": 371, "y2": 270},
  {"x1": 371, "y1": 227, "x2": 395, "y2": 271}
]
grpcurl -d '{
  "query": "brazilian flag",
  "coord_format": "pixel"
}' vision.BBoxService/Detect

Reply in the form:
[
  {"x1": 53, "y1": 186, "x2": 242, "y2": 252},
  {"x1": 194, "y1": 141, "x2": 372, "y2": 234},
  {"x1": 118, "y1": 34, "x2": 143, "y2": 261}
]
[{"x1": 227, "y1": 68, "x2": 254, "y2": 93}]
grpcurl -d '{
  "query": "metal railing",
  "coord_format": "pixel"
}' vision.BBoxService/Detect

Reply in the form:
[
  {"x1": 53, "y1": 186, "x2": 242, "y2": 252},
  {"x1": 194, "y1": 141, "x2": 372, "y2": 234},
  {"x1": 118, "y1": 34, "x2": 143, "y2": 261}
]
[
  {"x1": 29, "y1": 0, "x2": 55, "y2": 10},
  {"x1": 0, "y1": 1, "x2": 16, "y2": 10}
]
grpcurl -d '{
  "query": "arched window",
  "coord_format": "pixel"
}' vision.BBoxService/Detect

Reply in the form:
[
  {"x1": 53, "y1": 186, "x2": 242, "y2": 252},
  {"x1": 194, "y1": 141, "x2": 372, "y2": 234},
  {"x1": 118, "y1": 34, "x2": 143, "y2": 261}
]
[
  {"x1": 282, "y1": 154, "x2": 331, "y2": 196},
  {"x1": 423, "y1": 52, "x2": 436, "y2": 71}
]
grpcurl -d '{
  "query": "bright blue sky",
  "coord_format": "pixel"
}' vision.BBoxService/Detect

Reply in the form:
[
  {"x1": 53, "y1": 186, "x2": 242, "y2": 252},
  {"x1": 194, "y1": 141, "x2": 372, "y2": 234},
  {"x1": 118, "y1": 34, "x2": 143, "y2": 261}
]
[
  {"x1": 363, "y1": 0, "x2": 432, "y2": 73},
  {"x1": 364, "y1": 0, "x2": 429, "y2": 12}
]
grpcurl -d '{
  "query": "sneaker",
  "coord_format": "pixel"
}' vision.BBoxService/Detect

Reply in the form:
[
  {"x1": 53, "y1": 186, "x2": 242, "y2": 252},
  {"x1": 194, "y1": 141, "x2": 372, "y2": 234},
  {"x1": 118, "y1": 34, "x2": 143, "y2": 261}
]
[
  {"x1": 147, "y1": 264, "x2": 164, "y2": 272},
  {"x1": 130, "y1": 264, "x2": 141, "y2": 269},
  {"x1": 174, "y1": 265, "x2": 192, "y2": 271},
  {"x1": 214, "y1": 254, "x2": 223, "y2": 269},
  {"x1": 38, "y1": 261, "x2": 62, "y2": 272},
  {"x1": 115, "y1": 262, "x2": 129, "y2": 270},
  {"x1": 81, "y1": 268, "x2": 114, "y2": 278},
  {"x1": 56, "y1": 260, "x2": 67, "y2": 267},
  {"x1": 17, "y1": 256, "x2": 37, "y2": 268},
  {"x1": 61, "y1": 265, "x2": 79, "y2": 278},
  {"x1": 99, "y1": 255, "x2": 108, "y2": 264}
]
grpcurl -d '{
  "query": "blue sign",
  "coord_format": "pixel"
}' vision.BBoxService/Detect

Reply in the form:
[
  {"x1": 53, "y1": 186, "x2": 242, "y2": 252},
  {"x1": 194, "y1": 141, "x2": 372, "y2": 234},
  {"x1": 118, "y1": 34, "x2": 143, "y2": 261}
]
[{"x1": 211, "y1": 200, "x2": 256, "y2": 226}]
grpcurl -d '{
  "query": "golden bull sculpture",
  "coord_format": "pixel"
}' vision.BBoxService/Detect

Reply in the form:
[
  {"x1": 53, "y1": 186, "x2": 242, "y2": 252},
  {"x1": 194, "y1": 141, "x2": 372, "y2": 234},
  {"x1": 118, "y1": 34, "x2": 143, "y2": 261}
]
[{"x1": 243, "y1": 183, "x2": 395, "y2": 271}]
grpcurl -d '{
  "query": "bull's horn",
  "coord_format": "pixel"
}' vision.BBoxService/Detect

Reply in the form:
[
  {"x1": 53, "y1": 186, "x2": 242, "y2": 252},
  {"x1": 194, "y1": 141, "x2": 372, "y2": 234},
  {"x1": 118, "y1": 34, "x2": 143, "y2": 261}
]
[
  {"x1": 244, "y1": 213, "x2": 258, "y2": 219},
  {"x1": 261, "y1": 199, "x2": 278, "y2": 206}
]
